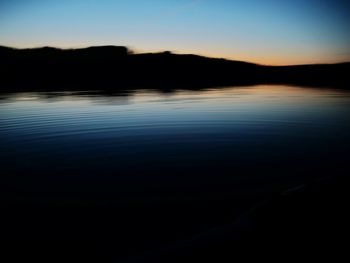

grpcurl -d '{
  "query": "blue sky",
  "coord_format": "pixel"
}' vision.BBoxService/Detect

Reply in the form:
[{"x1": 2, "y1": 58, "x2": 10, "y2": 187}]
[{"x1": 0, "y1": 0, "x2": 349, "y2": 65}]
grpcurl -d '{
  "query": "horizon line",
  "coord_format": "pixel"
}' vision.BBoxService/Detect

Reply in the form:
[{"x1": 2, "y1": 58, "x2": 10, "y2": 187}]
[{"x1": 1, "y1": 44, "x2": 349, "y2": 67}]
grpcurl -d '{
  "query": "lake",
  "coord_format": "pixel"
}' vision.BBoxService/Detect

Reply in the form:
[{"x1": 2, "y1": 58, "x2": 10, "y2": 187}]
[{"x1": 1, "y1": 84, "x2": 350, "y2": 260}]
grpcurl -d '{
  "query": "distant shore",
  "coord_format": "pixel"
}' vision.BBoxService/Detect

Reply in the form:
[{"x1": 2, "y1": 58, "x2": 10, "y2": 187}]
[{"x1": 1, "y1": 45, "x2": 349, "y2": 91}]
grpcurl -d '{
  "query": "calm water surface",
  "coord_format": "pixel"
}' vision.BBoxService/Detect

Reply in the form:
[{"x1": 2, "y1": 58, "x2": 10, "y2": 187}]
[
  {"x1": 1, "y1": 85, "x2": 350, "y2": 202},
  {"x1": 1, "y1": 85, "x2": 350, "y2": 260}
]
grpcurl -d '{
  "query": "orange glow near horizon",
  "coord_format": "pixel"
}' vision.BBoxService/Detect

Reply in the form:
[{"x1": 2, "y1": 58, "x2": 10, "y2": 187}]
[{"x1": 2, "y1": 41, "x2": 349, "y2": 66}]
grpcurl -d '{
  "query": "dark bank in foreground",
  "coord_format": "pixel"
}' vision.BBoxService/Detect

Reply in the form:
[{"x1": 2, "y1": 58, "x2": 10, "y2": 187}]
[{"x1": 1, "y1": 45, "x2": 349, "y2": 91}]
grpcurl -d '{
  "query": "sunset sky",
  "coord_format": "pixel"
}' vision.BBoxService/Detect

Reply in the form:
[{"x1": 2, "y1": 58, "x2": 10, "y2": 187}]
[{"x1": 0, "y1": 0, "x2": 349, "y2": 65}]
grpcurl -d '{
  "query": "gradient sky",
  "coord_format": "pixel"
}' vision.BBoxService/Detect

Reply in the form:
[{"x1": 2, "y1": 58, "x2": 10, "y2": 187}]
[{"x1": 0, "y1": 0, "x2": 349, "y2": 65}]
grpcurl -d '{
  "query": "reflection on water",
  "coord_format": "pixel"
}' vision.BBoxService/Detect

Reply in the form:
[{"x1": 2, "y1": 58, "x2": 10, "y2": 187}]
[{"x1": 1, "y1": 85, "x2": 350, "y2": 201}]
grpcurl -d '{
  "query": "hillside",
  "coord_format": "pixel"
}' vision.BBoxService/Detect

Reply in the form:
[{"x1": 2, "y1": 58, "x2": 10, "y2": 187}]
[{"x1": 0, "y1": 46, "x2": 349, "y2": 91}]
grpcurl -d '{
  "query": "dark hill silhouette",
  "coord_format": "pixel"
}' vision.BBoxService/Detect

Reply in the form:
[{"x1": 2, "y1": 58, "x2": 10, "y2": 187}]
[{"x1": 0, "y1": 45, "x2": 349, "y2": 91}]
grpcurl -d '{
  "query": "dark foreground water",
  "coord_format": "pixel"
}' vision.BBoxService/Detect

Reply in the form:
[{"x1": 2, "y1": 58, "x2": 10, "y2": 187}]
[{"x1": 1, "y1": 85, "x2": 350, "y2": 261}]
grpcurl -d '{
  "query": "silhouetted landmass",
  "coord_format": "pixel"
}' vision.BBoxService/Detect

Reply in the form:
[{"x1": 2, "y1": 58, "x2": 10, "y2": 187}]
[{"x1": 0, "y1": 45, "x2": 349, "y2": 92}]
